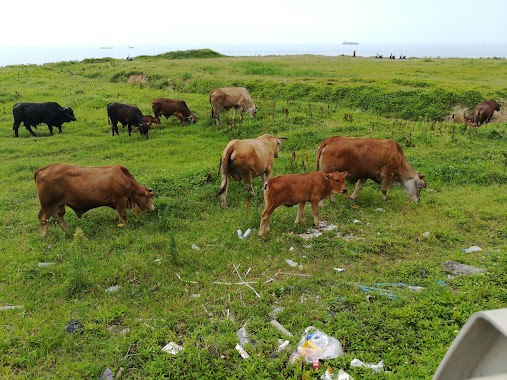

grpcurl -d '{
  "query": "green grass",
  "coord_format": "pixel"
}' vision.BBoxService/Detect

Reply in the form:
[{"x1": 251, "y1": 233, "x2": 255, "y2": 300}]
[{"x1": 0, "y1": 51, "x2": 506, "y2": 379}]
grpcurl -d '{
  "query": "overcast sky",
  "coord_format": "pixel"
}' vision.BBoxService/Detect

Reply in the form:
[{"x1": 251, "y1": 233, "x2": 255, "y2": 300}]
[{"x1": 2, "y1": 0, "x2": 506, "y2": 47}]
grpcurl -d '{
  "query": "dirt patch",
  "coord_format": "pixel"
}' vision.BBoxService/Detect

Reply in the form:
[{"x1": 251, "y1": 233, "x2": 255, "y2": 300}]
[
  {"x1": 128, "y1": 74, "x2": 147, "y2": 84},
  {"x1": 444, "y1": 102, "x2": 506, "y2": 124}
]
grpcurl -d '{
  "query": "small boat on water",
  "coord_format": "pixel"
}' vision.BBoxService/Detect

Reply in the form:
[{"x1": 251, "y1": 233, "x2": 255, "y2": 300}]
[
  {"x1": 342, "y1": 41, "x2": 359, "y2": 45},
  {"x1": 100, "y1": 47, "x2": 114, "y2": 49}
]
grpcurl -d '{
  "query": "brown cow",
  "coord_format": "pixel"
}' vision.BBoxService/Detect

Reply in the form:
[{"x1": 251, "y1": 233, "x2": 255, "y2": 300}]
[
  {"x1": 210, "y1": 87, "x2": 257, "y2": 125},
  {"x1": 152, "y1": 98, "x2": 196, "y2": 126},
  {"x1": 143, "y1": 114, "x2": 161, "y2": 127},
  {"x1": 259, "y1": 171, "x2": 348, "y2": 239},
  {"x1": 34, "y1": 163, "x2": 155, "y2": 236},
  {"x1": 316, "y1": 136, "x2": 426, "y2": 202},
  {"x1": 473, "y1": 100, "x2": 501, "y2": 127},
  {"x1": 217, "y1": 134, "x2": 286, "y2": 209}
]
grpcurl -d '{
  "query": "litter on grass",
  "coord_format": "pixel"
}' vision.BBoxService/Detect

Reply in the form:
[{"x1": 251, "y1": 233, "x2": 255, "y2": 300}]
[
  {"x1": 443, "y1": 260, "x2": 484, "y2": 276},
  {"x1": 298, "y1": 221, "x2": 338, "y2": 239},
  {"x1": 191, "y1": 244, "x2": 200, "y2": 250},
  {"x1": 462, "y1": 245, "x2": 482, "y2": 253},
  {"x1": 358, "y1": 283, "x2": 424, "y2": 300},
  {"x1": 350, "y1": 358, "x2": 385, "y2": 373},
  {"x1": 270, "y1": 320, "x2": 293, "y2": 337},
  {"x1": 321, "y1": 367, "x2": 354, "y2": 380},
  {"x1": 286, "y1": 259, "x2": 298, "y2": 267},
  {"x1": 161, "y1": 341, "x2": 184, "y2": 355},
  {"x1": 237, "y1": 228, "x2": 252, "y2": 239},
  {"x1": 235, "y1": 344, "x2": 250, "y2": 359},
  {"x1": 236, "y1": 324, "x2": 250, "y2": 346},
  {"x1": 105, "y1": 285, "x2": 119, "y2": 293},
  {"x1": 289, "y1": 326, "x2": 345, "y2": 364}
]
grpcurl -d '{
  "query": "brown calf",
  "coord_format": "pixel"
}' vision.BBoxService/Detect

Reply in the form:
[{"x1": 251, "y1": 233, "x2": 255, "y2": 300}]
[{"x1": 259, "y1": 171, "x2": 348, "y2": 238}]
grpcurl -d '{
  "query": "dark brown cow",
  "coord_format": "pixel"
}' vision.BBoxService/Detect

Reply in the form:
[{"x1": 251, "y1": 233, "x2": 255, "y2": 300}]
[
  {"x1": 107, "y1": 102, "x2": 150, "y2": 138},
  {"x1": 473, "y1": 100, "x2": 501, "y2": 127},
  {"x1": 34, "y1": 164, "x2": 155, "y2": 236},
  {"x1": 143, "y1": 115, "x2": 161, "y2": 127},
  {"x1": 316, "y1": 136, "x2": 426, "y2": 202},
  {"x1": 152, "y1": 98, "x2": 196, "y2": 126},
  {"x1": 259, "y1": 171, "x2": 348, "y2": 238}
]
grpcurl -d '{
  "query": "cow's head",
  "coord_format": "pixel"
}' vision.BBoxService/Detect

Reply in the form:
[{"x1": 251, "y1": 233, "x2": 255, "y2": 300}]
[
  {"x1": 327, "y1": 171, "x2": 348, "y2": 195},
  {"x1": 402, "y1": 173, "x2": 427, "y2": 201},
  {"x1": 133, "y1": 187, "x2": 155, "y2": 214},
  {"x1": 244, "y1": 105, "x2": 257, "y2": 118},
  {"x1": 187, "y1": 113, "x2": 197, "y2": 124},
  {"x1": 135, "y1": 123, "x2": 150, "y2": 139},
  {"x1": 493, "y1": 101, "x2": 501, "y2": 111},
  {"x1": 272, "y1": 136, "x2": 287, "y2": 158},
  {"x1": 64, "y1": 107, "x2": 76, "y2": 121}
]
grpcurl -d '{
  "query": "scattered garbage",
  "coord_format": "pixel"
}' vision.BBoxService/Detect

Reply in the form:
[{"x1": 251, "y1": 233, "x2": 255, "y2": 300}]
[
  {"x1": 270, "y1": 320, "x2": 293, "y2": 337},
  {"x1": 286, "y1": 259, "x2": 298, "y2": 268},
  {"x1": 299, "y1": 221, "x2": 338, "y2": 239},
  {"x1": 277, "y1": 339, "x2": 290, "y2": 352},
  {"x1": 374, "y1": 208, "x2": 385, "y2": 212},
  {"x1": 289, "y1": 246, "x2": 295, "y2": 251},
  {"x1": 107, "y1": 325, "x2": 130, "y2": 335},
  {"x1": 462, "y1": 245, "x2": 482, "y2": 253},
  {"x1": 437, "y1": 279, "x2": 446, "y2": 285},
  {"x1": 236, "y1": 324, "x2": 250, "y2": 346},
  {"x1": 237, "y1": 228, "x2": 252, "y2": 239},
  {"x1": 161, "y1": 341, "x2": 184, "y2": 355},
  {"x1": 423, "y1": 231, "x2": 431, "y2": 237},
  {"x1": 65, "y1": 319, "x2": 84, "y2": 334},
  {"x1": 358, "y1": 283, "x2": 424, "y2": 300},
  {"x1": 334, "y1": 268, "x2": 345, "y2": 272},
  {"x1": 268, "y1": 307, "x2": 284, "y2": 319},
  {"x1": 38, "y1": 262, "x2": 56, "y2": 268},
  {"x1": 191, "y1": 244, "x2": 200, "y2": 250},
  {"x1": 235, "y1": 344, "x2": 250, "y2": 359},
  {"x1": 443, "y1": 260, "x2": 485, "y2": 276},
  {"x1": 0, "y1": 305, "x2": 23, "y2": 311},
  {"x1": 350, "y1": 358, "x2": 385, "y2": 373},
  {"x1": 321, "y1": 367, "x2": 354, "y2": 380},
  {"x1": 289, "y1": 326, "x2": 345, "y2": 365},
  {"x1": 105, "y1": 285, "x2": 119, "y2": 293},
  {"x1": 352, "y1": 219, "x2": 361, "y2": 224},
  {"x1": 99, "y1": 368, "x2": 114, "y2": 380}
]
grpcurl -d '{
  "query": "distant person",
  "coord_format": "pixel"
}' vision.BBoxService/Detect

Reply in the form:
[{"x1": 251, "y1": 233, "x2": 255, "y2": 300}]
[
  {"x1": 126, "y1": 55, "x2": 133, "y2": 61},
  {"x1": 353, "y1": 50, "x2": 356, "y2": 57}
]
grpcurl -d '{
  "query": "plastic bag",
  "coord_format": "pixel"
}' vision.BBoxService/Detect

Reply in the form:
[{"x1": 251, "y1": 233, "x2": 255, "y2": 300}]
[{"x1": 290, "y1": 326, "x2": 345, "y2": 364}]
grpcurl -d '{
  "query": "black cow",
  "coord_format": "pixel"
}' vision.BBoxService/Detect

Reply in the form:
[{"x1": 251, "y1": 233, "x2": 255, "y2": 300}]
[
  {"x1": 12, "y1": 102, "x2": 76, "y2": 137},
  {"x1": 107, "y1": 102, "x2": 150, "y2": 139}
]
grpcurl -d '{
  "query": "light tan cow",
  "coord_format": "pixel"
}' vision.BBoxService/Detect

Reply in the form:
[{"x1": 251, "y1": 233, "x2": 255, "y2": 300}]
[
  {"x1": 316, "y1": 136, "x2": 426, "y2": 202},
  {"x1": 217, "y1": 134, "x2": 286, "y2": 209},
  {"x1": 259, "y1": 171, "x2": 348, "y2": 239},
  {"x1": 210, "y1": 87, "x2": 257, "y2": 125}
]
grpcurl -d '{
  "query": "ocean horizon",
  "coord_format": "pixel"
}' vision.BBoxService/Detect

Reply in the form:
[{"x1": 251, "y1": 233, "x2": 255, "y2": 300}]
[{"x1": 1, "y1": 43, "x2": 506, "y2": 66}]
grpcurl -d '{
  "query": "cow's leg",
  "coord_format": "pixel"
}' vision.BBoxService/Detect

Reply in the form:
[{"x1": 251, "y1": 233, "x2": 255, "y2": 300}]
[
  {"x1": 111, "y1": 121, "x2": 119, "y2": 136},
  {"x1": 295, "y1": 202, "x2": 305, "y2": 224},
  {"x1": 48, "y1": 125, "x2": 54, "y2": 135},
  {"x1": 127, "y1": 125, "x2": 132, "y2": 136},
  {"x1": 220, "y1": 174, "x2": 230, "y2": 209},
  {"x1": 26, "y1": 124, "x2": 38, "y2": 137},
  {"x1": 57, "y1": 125, "x2": 63, "y2": 134},
  {"x1": 116, "y1": 204, "x2": 128, "y2": 224},
  {"x1": 243, "y1": 174, "x2": 255, "y2": 208},
  {"x1": 38, "y1": 208, "x2": 50, "y2": 237},
  {"x1": 259, "y1": 203, "x2": 276, "y2": 238},
  {"x1": 311, "y1": 200, "x2": 320, "y2": 228},
  {"x1": 53, "y1": 205, "x2": 68, "y2": 231},
  {"x1": 13, "y1": 121, "x2": 21, "y2": 137},
  {"x1": 349, "y1": 179, "x2": 367, "y2": 201},
  {"x1": 380, "y1": 174, "x2": 394, "y2": 201}
]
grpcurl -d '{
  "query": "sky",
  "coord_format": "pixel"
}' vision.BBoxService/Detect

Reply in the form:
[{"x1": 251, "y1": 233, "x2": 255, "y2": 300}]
[{"x1": 2, "y1": 0, "x2": 506, "y2": 47}]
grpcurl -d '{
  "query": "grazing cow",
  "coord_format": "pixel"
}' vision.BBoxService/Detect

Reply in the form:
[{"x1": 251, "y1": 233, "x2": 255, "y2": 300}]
[
  {"x1": 217, "y1": 134, "x2": 286, "y2": 209},
  {"x1": 12, "y1": 102, "x2": 76, "y2": 137},
  {"x1": 316, "y1": 136, "x2": 426, "y2": 202},
  {"x1": 107, "y1": 102, "x2": 150, "y2": 138},
  {"x1": 473, "y1": 100, "x2": 501, "y2": 127},
  {"x1": 143, "y1": 115, "x2": 161, "y2": 127},
  {"x1": 152, "y1": 98, "x2": 196, "y2": 126},
  {"x1": 259, "y1": 171, "x2": 348, "y2": 239},
  {"x1": 210, "y1": 87, "x2": 257, "y2": 125},
  {"x1": 34, "y1": 163, "x2": 155, "y2": 237}
]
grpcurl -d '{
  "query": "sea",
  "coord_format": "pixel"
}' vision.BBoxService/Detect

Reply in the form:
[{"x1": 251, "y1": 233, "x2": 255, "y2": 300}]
[{"x1": 0, "y1": 43, "x2": 506, "y2": 66}]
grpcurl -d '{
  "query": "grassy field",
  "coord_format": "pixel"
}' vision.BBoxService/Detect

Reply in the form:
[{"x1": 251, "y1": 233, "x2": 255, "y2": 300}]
[{"x1": 0, "y1": 51, "x2": 506, "y2": 379}]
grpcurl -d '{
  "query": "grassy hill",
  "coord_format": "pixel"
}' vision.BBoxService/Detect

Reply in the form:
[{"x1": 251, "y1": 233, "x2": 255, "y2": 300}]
[{"x1": 0, "y1": 51, "x2": 506, "y2": 379}]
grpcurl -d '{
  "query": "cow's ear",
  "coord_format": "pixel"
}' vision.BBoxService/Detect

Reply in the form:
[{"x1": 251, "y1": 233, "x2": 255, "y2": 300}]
[{"x1": 342, "y1": 171, "x2": 348, "y2": 177}]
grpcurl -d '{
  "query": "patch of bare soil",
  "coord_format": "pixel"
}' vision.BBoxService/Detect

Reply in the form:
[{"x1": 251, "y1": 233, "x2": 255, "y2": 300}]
[
  {"x1": 445, "y1": 102, "x2": 506, "y2": 124},
  {"x1": 128, "y1": 74, "x2": 147, "y2": 84}
]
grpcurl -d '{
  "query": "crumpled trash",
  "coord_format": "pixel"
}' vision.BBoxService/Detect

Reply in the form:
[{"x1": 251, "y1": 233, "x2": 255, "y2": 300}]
[
  {"x1": 277, "y1": 339, "x2": 290, "y2": 352},
  {"x1": 237, "y1": 228, "x2": 252, "y2": 239},
  {"x1": 99, "y1": 368, "x2": 114, "y2": 380},
  {"x1": 236, "y1": 324, "x2": 250, "y2": 346},
  {"x1": 321, "y1": 367, "x2": 354, "y2": 380},
  {"x1": 65, "y1": 319, "x2": 84, "y2": 334},
  {"x1": 286, "y1": 259, "x2": 298, "y2": 267},
  {"x1": 105, "y1": 285, "x2": 119, "y2": 293},
  {"x1": 289, "y1": 326, "x2": 345, "y2": 364},
  {"x1": 191, "y1": 244, "x2": 200, "y2": 250},
  {"x1": 235, "y1": 344, "x2": 250, "y2": 359},
  {"x1": 161, "y1": 341, "x2": 184, "y2": 354},
  {"x1": 462, "y1": 245, "x2": 482, "y2": 253},
  {"x1": 442, "y1": 260, "x2": 484, "y2": 276},
  {"x1": 358, "y1": 282, "x2": 424, "y2": 300},
  {"x1": 350, "y1": 358, "x2": 385, "y2": 373}
]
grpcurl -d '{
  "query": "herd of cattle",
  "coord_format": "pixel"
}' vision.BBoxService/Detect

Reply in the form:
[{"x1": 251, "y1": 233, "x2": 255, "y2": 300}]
[{"x1": 14, "y1": 87, "x2": 500, "y2": 238}]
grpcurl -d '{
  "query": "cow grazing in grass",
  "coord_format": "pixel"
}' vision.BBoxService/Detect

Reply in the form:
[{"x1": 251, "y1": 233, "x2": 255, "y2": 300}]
[
  {"x1": 34, "y1": 163, "x2": 155, "y2": 236},
  {"x1": 143, "y1": 114, "x2": 161, "y2": 127},
  {"x1": 210, "y1": 87, "x2": 256, "y2": 125},
  {"x1": 152, "y1": 98, "x2": 196, "y2": 126},
  {"x1": 316, "y1": 136, "x2": 426, "y2": 202},
  {"x1": 12, "y1": 102, "x2": 76, "y2": 137},
  {"x1": 473, "y1": 100, "x2": 501, "y2": 127},
  {"x1": 107, "y1": 102, "x2": 150, "y2": 138},
  {"x1": 217, "y1": 134, "x2": 286, "y2": 209},
  {"x1": 259, "y1": 171, "x2": 348, "y2": 239}
]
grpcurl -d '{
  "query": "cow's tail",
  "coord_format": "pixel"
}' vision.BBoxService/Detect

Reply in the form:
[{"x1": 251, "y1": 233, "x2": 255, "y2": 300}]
[
  {"x1": 210, "y1": 92, "x2": 215, "y2": 120},
  {"x1": 34, "y1": 167, "x2": 45, "y2": 183},
  {"x1": 315, "y1": 141, "x2": 327, "y2": 171},
  {"x1": 216, "y1": 144, "x2": 235, "y2": 196}
]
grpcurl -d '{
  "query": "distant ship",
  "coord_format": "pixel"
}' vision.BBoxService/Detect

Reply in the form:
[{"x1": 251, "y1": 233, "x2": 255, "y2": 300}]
[
  {"x1": 342, "y1": 41, "x2": 359, "y2": 45},
  {"x1": 100, "y1": 47, "x2": 114, "y2": 49}
]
